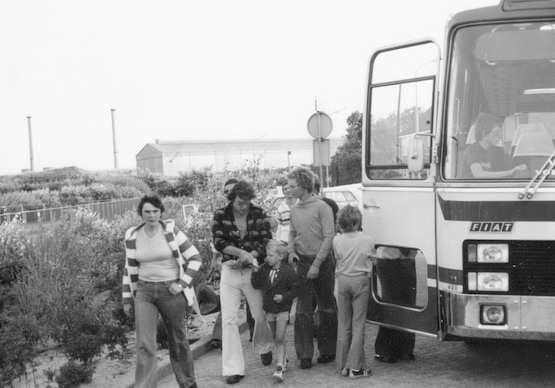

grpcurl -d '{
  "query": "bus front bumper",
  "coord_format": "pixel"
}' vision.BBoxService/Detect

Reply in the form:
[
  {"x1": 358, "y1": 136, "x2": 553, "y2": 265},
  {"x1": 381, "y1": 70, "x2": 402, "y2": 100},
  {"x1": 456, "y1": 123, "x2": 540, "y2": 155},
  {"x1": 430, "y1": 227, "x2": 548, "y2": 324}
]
[{"x1": 441, "y1": 291, "x2": 555, "y2": 341}]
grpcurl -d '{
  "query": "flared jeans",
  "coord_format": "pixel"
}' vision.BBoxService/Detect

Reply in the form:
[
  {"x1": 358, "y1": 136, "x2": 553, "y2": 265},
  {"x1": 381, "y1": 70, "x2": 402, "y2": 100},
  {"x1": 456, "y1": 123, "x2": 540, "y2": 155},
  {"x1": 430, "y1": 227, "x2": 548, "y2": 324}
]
[
  {"x1": 134, "y1": 280, "x2": 196, "y2": 388},
  {"x1": 220, "y1": 264, "x2": 274, "y2": 376}
]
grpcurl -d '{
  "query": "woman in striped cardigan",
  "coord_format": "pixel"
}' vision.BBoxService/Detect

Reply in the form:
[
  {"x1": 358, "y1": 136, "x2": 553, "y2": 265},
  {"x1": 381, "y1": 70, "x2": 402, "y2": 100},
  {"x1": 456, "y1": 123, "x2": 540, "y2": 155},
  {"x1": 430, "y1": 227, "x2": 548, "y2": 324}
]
[{"x1": 122, "y1": 194, "x2": 202, "y2": 388}]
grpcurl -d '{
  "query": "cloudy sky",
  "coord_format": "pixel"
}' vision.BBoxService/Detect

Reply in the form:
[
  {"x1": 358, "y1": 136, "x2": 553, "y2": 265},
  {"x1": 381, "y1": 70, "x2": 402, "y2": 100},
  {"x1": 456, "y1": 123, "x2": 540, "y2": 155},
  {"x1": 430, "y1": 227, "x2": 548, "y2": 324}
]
[{"x1": 0, "y1": 0, "x2": 495, "y2": 175}]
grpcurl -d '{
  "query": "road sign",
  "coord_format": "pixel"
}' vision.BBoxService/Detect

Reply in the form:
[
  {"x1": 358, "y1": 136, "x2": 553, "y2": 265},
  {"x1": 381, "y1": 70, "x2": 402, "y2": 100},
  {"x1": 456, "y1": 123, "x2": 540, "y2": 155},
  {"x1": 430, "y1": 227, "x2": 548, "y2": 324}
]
[
  {"x1": 307, "y1": 111, "x2": 333, "y2": 139},
  {"x1": 313, "y1": 139, "x2": 330, "y2": 166}
]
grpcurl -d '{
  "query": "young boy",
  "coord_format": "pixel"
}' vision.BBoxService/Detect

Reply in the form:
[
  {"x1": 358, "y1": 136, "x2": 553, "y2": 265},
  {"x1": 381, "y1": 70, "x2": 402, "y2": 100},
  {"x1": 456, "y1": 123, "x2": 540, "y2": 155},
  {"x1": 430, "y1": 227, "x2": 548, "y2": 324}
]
[
  {"x1": 251, "y1": 240, "x2": 299, "y2": 383},
  {"x1": 333, "y1": 205, "x2": 376, "y2": 379}
]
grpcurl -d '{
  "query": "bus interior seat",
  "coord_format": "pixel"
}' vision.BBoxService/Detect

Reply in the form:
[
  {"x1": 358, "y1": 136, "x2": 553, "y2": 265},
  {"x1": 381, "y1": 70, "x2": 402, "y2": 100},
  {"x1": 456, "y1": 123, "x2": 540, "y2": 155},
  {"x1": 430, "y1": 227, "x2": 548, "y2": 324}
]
[
  {"x1": 512, "y1": 132, "x2": 555, "y2": 173},
  {"x1": 510, "y1": 123, "x2": 549, "y2": 156}
]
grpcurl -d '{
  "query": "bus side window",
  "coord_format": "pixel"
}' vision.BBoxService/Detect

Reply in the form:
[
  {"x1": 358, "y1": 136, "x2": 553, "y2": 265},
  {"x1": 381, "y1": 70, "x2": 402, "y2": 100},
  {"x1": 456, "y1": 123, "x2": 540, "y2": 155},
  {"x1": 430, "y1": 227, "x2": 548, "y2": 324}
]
[{"x1": 373, "y1": 246, "x2": 428, "y2": 309}]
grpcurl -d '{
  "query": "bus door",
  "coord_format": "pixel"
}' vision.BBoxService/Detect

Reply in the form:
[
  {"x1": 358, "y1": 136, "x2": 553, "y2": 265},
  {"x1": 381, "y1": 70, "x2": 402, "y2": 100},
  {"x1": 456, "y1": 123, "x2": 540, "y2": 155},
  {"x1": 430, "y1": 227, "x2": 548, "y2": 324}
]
[{"x1": 362, "y1": 40, "x2": 440, "y2": 337}]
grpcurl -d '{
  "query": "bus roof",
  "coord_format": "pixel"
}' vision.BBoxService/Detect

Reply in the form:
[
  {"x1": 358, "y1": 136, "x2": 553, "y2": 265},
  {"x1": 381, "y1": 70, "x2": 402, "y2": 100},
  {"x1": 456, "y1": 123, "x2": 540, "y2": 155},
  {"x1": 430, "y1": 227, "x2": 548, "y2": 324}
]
[{"x1": 449, "y1": 0, "x2": 555, "y2": 28}]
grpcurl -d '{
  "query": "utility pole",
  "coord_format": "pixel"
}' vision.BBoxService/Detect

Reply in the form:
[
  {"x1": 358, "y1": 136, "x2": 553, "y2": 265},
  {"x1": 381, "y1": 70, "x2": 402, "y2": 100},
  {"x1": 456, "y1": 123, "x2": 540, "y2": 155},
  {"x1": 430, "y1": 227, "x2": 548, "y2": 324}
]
[
  {"x1": 111, "y1": 108, "x2": 118, "y2": 169},
  {"x1": 27, "y1": 116, "x2": 35, "y2": 172}
]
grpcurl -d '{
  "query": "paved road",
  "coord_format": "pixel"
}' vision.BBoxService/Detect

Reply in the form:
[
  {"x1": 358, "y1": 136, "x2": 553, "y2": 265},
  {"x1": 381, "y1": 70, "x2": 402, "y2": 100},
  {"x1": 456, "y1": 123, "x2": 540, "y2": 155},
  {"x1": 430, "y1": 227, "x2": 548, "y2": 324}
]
[{"x1": 159, "y1": 322, "x2": 555, "y2": 388}]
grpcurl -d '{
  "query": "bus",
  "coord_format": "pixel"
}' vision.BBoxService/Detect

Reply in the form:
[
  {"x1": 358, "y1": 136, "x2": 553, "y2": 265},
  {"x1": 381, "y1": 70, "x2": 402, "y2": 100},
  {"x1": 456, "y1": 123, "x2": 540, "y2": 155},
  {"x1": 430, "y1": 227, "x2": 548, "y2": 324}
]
[{"x1": 364, "y1": 0, "x2": 555, "y2": 342}]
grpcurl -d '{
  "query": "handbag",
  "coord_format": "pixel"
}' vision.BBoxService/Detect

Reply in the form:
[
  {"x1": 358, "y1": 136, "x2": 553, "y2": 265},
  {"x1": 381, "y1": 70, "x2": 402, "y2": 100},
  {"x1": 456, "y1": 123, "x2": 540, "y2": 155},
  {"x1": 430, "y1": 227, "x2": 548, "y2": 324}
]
[{"x1": 195, "y1": 281, "x2": 221, "y2": 315}]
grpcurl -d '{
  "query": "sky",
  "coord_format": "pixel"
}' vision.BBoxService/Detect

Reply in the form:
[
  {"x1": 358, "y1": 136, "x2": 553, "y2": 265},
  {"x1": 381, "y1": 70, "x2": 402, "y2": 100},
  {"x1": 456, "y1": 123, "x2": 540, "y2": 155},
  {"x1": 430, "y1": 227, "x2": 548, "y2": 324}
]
[{"x1": 0, "y1": 0, "x2": 496, "y2": 175}]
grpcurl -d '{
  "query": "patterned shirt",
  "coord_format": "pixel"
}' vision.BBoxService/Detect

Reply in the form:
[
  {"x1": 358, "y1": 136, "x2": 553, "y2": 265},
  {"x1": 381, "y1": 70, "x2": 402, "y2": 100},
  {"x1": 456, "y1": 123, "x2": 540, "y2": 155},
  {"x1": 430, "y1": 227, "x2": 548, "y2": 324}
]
[
  {"x1": 212, "y1": 202, "x2": 272, "y2": 265},
  {"x1": 122, "y1": 219, "x2": 202, "y2": 305}
]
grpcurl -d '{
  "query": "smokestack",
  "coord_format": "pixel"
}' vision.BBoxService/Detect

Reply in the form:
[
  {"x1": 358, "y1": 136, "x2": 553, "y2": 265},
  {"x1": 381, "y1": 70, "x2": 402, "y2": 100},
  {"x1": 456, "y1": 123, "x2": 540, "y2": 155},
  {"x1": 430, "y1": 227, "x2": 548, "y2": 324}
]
[
  {"x1": 111, "y1": 108, "x2": 118, "y2": 169},
  {"x1": 27, "y1": 116, "x2": 35, "y2": 172}
]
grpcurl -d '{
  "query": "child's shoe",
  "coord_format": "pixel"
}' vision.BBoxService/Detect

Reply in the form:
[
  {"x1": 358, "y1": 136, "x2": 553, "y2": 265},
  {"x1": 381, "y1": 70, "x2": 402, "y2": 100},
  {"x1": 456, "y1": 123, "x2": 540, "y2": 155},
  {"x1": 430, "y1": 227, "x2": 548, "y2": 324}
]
[
  {"x1": 273, "y1": 365, "x2": 285, "y2": 383},
  {"x1": 349, "y1": 368, "x2": 373, "y2": 379}
]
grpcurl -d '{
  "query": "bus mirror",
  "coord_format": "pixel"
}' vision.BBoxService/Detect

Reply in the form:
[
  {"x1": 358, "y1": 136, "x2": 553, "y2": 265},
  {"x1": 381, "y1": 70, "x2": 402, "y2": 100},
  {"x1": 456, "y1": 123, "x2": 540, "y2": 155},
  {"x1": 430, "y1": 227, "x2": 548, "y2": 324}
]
[{"x1": 408, "y1": 136, "x2": 425, "y2": 172}]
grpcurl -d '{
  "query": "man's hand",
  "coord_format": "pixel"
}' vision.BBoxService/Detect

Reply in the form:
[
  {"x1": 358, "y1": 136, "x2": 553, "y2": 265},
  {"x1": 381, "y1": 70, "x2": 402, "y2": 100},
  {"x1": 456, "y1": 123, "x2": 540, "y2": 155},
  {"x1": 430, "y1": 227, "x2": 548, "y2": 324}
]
[
  {"x1": 273, "y1": 294, "x2": 283, "y2": 303},
  {"x1": 239, "y1": 250, "x2": 255, "y2": 265},
  {"x1": 307, "y1": 264, "x2": 320, "y2": 279},
  {"x1": 230, "y1": 260, "x2": 244, "y2": 270},
  {"x1": 513, "y1": 164, "x2": 527, "y2": 174}
]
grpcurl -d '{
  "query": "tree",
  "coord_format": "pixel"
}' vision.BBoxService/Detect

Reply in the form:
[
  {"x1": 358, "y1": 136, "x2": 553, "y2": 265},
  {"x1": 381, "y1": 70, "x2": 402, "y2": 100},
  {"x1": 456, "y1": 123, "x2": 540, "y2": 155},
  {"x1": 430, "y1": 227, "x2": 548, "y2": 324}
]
[{"x1": 330, "y1": 111, "x2": 363, "y2": 185}]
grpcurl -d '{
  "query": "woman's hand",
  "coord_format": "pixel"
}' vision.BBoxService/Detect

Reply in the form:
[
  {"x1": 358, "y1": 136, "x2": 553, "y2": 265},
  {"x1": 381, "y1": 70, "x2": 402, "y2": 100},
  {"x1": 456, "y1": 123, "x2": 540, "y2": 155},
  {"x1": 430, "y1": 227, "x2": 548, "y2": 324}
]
[{"x1": 169, "y1": 282, "x2": 184, "y2": 295}]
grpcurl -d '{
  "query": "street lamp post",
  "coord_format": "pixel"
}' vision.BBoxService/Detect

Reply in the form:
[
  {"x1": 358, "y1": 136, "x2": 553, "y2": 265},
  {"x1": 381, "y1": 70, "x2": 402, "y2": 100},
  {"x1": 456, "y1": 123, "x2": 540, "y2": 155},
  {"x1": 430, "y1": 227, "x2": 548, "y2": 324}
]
[{"x1": 287, "y1": 150, "x2": 291, "y2": 170}]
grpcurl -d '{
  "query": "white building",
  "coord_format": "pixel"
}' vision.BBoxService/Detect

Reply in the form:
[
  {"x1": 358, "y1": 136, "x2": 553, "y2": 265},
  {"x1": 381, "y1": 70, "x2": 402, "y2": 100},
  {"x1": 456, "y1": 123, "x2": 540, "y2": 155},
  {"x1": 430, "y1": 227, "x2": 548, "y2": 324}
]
[{"x1": 136, "y1": 138, "x2": 343, "y2": 176}]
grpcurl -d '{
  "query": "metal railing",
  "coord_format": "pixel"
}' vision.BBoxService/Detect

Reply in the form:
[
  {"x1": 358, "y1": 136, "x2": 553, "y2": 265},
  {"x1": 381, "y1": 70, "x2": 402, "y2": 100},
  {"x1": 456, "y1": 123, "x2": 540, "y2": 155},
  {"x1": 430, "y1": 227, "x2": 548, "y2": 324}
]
[{"x1": 0, "y1": 198, "x2": 140, "y2": 224}]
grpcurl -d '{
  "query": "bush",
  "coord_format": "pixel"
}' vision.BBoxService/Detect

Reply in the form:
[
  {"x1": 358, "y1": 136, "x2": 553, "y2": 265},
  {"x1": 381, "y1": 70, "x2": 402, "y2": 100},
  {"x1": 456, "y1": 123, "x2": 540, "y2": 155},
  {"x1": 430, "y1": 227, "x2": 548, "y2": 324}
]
[
  {"x1": 92, "y1": 171, "x2": 150, "y2": 195},
  {"x1": 136, "y1": 169, "x2": 171, "y2": 194},
  {"x1": 59, "y1": 185, "x2": 90, "y2": 206},
  {"x1": 6, "y1": 209, "x2": 128, "y2": 374},
  {"x1": 32, "y1": 188, "x2": 62, "y2": 208},
  {"x1": 0, "y1": 191, "x2": 44, "y2": 212},
  {"x1": 0, "y1": 218, "x2": 27, "y2": 286},
  {"x1": 55, "y1": 360, "x2": 94, "y2": 388},
  {"x1": 88, "y1": 183, "x2": 121, "y2": 202},
  {"x1": 0, "y1": 169, "x2": 146, "y2": 211},
  {"x1": 0, "y1": 313, "x2": 40, "y2": 384}
]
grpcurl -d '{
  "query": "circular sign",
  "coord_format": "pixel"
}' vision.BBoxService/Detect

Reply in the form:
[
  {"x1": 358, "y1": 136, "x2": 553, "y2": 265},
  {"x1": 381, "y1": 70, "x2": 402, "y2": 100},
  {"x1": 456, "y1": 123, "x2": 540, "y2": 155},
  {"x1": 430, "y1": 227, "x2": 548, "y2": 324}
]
[{"x1": 307, "y1": 111, "x2": 333, "y2": 139}]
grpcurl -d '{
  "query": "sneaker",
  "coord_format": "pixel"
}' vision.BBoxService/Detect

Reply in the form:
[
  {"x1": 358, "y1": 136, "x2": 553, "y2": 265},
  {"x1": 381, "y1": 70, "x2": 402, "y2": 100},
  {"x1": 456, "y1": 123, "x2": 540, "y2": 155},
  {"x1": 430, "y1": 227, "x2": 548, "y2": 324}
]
[
  {"x1": 226, "y1": 374, "x2": 244, "y2": 384},
  {"x1": 349, "y1": 368, "x2": 373, "y2": 379},
  {"x1": 341, "y1": 367, "x2": 349, "y2": 376},
  {"x1": 209, "y1": 339, "x2": 221, "y2": 351},
  {"x1": 300, "y1": 358, "x2": 312, "y2": 369},
  {"x1": 317, "y1": 354, "x2": 335, "y2": 364},
  {"x1": 273, "y1": 366, "x2": 284, "y2": 383},
  {"x1": 375, "y1": 354, "x2": 398, "y2": 364}
]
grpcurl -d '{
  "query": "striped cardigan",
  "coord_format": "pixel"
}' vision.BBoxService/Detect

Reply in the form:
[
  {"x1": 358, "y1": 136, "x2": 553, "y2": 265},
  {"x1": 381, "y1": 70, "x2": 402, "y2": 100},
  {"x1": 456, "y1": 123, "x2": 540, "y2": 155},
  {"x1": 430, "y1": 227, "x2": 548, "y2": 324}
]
[{"x1": 122, "y1": 219, "x2": 202, "y2": 305}]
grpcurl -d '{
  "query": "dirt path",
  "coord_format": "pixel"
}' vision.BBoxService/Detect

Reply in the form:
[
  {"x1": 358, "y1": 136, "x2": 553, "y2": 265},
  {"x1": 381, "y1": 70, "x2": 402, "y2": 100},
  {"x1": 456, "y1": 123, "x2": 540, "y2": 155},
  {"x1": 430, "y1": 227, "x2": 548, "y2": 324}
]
[{"x1": 11, "y1": 312, "x2": 218, "y2": 388}]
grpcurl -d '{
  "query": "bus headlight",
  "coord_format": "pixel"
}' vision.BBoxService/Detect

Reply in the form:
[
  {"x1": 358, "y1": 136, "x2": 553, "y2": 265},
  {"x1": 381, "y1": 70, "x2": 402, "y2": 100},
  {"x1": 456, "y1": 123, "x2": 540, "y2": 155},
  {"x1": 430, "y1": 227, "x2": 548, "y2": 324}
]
[
  {"x1": 477, "y1": 244, "x2": 508, "y2": 263},
  {"x1": 477, "y1": 272, "x2": 509, "y2": 291},
  {"x1": 480, "y1": 305, "x2": 506, "y2": 325},
  {"x1": 467, "y1": 272, "x2": 509, "y2": 291}
]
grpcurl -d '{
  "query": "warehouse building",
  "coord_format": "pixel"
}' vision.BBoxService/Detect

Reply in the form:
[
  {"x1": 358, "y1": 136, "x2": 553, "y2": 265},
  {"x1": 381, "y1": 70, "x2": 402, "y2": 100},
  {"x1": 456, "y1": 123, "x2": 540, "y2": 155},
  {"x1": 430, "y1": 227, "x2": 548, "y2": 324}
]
[{"x1": 136, "y1": 138, "x2": 342, "y2": 176}]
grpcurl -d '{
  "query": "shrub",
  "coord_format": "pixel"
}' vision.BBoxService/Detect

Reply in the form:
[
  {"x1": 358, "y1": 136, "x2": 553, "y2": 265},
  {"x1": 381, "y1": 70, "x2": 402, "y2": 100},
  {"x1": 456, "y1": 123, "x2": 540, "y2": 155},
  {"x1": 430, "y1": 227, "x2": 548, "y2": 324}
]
[
  {"x1": 174, "y1": 172, "x2": 196, "y2": 197},
  {"x1": 59, "y1": 185, "x2": 90, "y2": 206},
  {"x1": 0, "y1": 191, "x2": 44, "y2": 212},
  {"x1": 0, "y1": 218, "x2": 27, "y2": 286},
  {"x1": 32, "y1": 188, "x2": 62, "y2": 208},
  {"x1": 55, "y1": 360, "x2": 94, "y2": 388},
  {"x1": 88, "y1": 183, "x2": 121, "y2": 202},
  {"x1": 136, "y1": 169, "x2": 170, "y2": 193},
  {"x1": 8, "y1": 209, "x2": 128, "y2": 368},
  {"x1": 92, "y1": 171, "x2": 150, "y2": 195},
  {"x1": 0, "y1": 313, "x2": 40, "y2": 384}
]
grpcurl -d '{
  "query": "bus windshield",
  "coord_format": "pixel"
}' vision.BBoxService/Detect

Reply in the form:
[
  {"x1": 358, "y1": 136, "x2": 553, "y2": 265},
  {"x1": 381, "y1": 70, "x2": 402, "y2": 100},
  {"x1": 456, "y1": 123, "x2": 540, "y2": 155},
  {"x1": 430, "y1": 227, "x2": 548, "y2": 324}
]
[{"x1": 443, "y1": 21, "x2": 555, "y2": 180}]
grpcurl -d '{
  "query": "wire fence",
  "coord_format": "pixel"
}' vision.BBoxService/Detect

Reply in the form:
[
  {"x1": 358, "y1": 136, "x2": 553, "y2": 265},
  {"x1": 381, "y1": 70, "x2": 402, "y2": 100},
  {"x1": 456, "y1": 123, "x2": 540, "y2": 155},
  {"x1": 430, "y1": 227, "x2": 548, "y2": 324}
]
[{"x1": 0, "y1": 198, "x2": 140, "y2": 224}]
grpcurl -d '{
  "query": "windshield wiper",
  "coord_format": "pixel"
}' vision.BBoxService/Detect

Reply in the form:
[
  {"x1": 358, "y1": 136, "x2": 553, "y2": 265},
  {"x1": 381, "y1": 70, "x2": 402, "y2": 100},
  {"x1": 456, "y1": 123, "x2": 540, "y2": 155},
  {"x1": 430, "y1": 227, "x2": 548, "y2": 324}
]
[{"x1": 518, "y1": 149, "x2": 555, "y2": 199}]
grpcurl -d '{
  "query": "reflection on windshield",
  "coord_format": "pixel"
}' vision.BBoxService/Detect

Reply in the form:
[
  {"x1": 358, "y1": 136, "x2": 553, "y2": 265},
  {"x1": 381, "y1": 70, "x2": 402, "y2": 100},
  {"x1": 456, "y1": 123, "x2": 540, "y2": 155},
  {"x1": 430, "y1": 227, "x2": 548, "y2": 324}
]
[{"x1": 444, "y1": 22, "x2": 555, "y2": 180}]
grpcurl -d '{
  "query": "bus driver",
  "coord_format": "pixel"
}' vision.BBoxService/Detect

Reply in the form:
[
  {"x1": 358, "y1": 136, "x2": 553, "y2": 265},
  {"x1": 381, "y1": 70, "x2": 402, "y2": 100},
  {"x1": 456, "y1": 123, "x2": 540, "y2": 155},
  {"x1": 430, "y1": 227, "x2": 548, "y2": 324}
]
[{"x1": 459, "y1": 113, "x2": 527, "y2": 179}]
